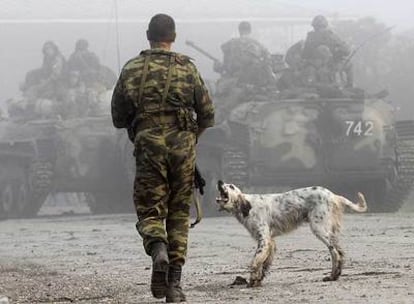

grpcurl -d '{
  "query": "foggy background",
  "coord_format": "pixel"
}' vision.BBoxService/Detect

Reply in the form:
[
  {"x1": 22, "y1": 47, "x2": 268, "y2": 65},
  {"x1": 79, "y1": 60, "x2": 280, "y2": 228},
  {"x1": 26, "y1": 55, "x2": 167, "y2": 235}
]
[{"x1": 1, "y1": 0, "x2": 414, "y2": 118}]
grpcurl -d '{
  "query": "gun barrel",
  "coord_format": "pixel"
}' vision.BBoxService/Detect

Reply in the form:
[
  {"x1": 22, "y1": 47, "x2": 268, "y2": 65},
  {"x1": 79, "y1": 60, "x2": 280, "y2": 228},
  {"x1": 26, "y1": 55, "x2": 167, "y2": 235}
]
[{"x1": 185, "y1": 40, "x2": 220, "y2": 62}]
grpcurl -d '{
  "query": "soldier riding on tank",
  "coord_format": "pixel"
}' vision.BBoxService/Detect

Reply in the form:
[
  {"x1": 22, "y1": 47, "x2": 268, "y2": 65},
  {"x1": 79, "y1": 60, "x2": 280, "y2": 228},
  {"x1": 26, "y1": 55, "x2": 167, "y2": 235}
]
[
  {"x1": 214, "y1": 21, "x2": 274, "y2": 87},
  {"x1": 211, "y1": 22, "x2": 276, "y2": 121},
  {"x1": 302, "y1": 15, "x2": 353, "y2": 88},
  {"x1": 22, "y1": 41, "x2": 66, "y2": 101},
  {"x1": 13, "y1": 41, "x2": 67, "y2": 119},
  {"x1": 67, "y1": 39, "x2": 101, "y2": 87}
]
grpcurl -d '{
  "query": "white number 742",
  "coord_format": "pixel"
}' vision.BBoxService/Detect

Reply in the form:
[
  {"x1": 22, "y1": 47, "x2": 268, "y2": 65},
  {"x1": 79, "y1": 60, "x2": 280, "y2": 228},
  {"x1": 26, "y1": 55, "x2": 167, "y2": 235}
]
[{"x1": 345, "y1": 120, "x2": 374, "y2": 136}]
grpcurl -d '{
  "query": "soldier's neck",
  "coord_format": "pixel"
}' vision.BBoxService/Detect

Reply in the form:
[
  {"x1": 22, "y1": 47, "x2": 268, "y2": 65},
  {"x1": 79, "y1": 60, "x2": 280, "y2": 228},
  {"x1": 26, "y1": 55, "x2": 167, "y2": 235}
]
[{"x1": 150, "y1": 42, "x2": 172, "y2": 51}]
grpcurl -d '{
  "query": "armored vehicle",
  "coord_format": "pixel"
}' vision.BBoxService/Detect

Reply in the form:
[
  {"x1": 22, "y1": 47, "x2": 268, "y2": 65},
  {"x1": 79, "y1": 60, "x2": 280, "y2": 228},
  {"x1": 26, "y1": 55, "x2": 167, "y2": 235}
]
[
  {"x1": 52, "y1": 114, "x2": 133, "y2": 214},
  {"x1": 186, "y1": 35, "x2": 414, "y2": 214},
  {"x1": 0, "y1": 94, "x2": 133, "y2": 218},
  {"x1": 198, "y1": 95, "x2": 414, "y2": 213}
]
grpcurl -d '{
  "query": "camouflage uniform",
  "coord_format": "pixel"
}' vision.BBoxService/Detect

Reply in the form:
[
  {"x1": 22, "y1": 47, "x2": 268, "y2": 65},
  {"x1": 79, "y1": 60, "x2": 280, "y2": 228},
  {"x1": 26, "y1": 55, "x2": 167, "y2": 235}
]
[
  {"x1": 111, "y1": 49, "x2": 214, "y2": 266},
  {"x1": 302, "y1": 28, "x2": 350, "y2": 63},
  {"x1": 22, "y1": 41, "x2": 66, "y2": 101},
  {"x1": 217, "y1": 37, "x2": 273, "y2": 86},
  {"x1": 302, "y1": 18, "x2": 352, "y2": 88}
]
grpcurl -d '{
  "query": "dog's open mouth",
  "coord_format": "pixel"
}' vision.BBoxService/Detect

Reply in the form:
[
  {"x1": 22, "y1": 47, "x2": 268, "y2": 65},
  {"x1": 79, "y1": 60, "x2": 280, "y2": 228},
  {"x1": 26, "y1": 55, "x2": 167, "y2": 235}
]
[{"x1": 216, "y1": 180, "x2": 229, "y2": 210}]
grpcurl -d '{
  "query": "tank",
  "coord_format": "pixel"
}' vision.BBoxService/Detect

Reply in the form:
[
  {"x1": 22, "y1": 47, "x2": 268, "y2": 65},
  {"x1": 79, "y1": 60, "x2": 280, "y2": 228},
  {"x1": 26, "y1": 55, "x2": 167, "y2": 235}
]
[
  {"x1": 52, "y1": 114, "x2": 133, "y2": 214},
  {"x1": 0, "y1": 90, "x2": 133, "y2": 219},
  {"x1": 187, "y1": 34, "x2": 414, "y2": 214},
  {"x1": 198, "y1": 94, "x2": 414, "y2": 213}
]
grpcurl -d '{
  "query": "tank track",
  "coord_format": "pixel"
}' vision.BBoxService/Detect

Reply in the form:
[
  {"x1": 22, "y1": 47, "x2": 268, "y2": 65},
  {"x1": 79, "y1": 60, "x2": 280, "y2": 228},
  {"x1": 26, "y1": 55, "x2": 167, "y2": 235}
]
[
  {"x1": 380, "y1": 121, "x2": 414, "y2": 212},
  {"x1": 2, "y1": 160, "x2": 54, "y2": 218},
  {"x1": 29, "y1": 161, "x2": 54, "y2": 198},
  {"x1": 21, "y1": 160, "x2": 55, "y2": 217},
  {"x1": 222, "y1": 146, "x2": 249, "y2": 189}
]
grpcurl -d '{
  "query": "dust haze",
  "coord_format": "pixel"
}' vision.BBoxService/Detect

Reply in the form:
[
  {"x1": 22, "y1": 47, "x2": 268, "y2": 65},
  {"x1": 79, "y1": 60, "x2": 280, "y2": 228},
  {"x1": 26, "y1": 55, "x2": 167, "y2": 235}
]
[
  {"x1": 1, "y1": 1, "x2": 414, "y2": 304},
  {"x1": 2, "y1": 0, "x2": 414, "y2": 116}
]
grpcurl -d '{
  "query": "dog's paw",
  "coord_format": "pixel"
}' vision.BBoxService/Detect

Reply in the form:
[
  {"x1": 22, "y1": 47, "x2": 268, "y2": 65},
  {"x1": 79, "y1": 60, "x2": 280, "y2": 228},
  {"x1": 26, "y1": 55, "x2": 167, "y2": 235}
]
[
  {"x1": 230, "y1": 276, "x2": 248, "y2": 286},
  {"x1": 247, "y1": 279, "x2": 262, "y2": 288}
]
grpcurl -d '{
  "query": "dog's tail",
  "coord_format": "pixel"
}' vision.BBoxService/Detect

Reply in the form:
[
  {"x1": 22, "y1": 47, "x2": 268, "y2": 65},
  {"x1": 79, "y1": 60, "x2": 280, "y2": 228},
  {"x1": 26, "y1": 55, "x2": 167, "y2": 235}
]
[{"x1": 338, "y1": 192, "x2": 368, "y2": 212}]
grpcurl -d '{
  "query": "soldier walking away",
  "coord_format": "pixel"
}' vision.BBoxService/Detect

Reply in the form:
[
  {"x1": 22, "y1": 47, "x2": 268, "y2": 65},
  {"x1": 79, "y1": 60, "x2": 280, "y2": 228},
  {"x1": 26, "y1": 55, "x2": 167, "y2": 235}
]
[{"x1": 111, "y1": 14, "x2": 215, "y2": 302}]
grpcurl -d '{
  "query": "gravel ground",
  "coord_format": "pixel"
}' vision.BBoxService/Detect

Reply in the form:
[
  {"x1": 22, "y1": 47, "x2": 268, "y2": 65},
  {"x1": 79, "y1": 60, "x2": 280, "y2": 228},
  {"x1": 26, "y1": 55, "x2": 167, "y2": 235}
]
[{"x1": 0, "y1": 202, "x2": 414, "y2": 304}]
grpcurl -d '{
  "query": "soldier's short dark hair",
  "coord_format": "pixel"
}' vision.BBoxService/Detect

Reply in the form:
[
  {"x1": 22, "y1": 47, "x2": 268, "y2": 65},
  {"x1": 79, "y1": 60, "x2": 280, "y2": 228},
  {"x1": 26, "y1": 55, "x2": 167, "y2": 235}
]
[
  {"x1": 147, "y1": 14, "x2": 176, "y2": 42},
  {"x1": 238, "y1": 21, "x2": 252, "y2": 35}
]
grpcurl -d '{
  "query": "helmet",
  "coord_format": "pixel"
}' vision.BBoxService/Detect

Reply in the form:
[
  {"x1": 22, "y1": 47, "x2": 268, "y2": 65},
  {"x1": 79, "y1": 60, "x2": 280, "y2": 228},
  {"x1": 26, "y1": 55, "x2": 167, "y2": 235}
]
[
  {"x1": 42, "y1": 41, "x2": 58, "y2": 55},
  {"x1": 312, "y1": 15, "x2": 329, "y2": 29},
  {"x1": 75, "y1": 39, "x2": 89, "y2": 51},
  {"x1": 147, "y1": 14, "x2": 176, "y2": 42},
  {"x1": 238, "y1": 21, "x2": 252, "y2": 35}
]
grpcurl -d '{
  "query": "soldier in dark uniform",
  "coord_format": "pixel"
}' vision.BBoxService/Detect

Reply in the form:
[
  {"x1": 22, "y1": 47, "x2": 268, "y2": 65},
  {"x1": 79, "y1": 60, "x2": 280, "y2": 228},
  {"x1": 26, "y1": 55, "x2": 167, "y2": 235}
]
[
  {"x1": 303, "y1": 15, "x2": 350, "y2": 64},
  {"x1": 214, "y1": 21, "x2": 274, "y2": 86},
  {"x1": 277, "y1": 40, "x2": 306, "y2": 92},
  {"x1": 67, "y1": 39, "x2": 101, "y2": 86},
  {"x1": 111, "y1": 14, "x2": 214, "y2": 303},
  {"x1": 22, "y1": 41, "x2": 66, "y2": 101},
  {"x1": 302, "y1": 15, "x2": 353, "y2": 87}
]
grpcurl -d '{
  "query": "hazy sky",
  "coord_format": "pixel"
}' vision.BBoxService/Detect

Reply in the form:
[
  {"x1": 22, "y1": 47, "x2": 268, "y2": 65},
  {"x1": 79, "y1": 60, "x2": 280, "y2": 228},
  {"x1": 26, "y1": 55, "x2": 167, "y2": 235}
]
[
  {"x1": 1, "y1": 0, "x2": 414, "y2": 106},
  {"x1": 289, "y1": 0, "x2": 414, "y2": 30},
  {"x1": 1, "y1": 0, "x2": 414, "y2": 31}
]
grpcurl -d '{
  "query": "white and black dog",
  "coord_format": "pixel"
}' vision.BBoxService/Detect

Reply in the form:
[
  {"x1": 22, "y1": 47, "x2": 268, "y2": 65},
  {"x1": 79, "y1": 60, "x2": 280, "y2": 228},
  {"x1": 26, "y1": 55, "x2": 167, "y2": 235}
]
[{"x1": 216, "y1": 181, "x2": 367, "y2": 287}]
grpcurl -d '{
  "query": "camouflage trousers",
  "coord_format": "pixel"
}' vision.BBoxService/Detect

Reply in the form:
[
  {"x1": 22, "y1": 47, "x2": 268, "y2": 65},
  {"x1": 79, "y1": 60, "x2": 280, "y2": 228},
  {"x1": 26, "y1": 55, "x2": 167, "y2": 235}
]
[{"x1": 133, "y1": 126, "x2": 196, "y2": 266}]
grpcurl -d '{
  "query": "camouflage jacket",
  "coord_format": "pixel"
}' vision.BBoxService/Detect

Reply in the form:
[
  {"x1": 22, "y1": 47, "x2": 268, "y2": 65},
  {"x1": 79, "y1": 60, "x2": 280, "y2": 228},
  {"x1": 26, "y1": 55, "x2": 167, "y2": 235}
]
[
  {"x1": 111, "y1": 48, "x2": 214, "y2": 131},
  {"x1": 219, "y1": 37, "x2": 274, "y2": 86},
  {"x1": 220, "y1": 37, "x2": 270, "y2": 76},
  {"x1": 302, "y1": 29, "x2": 351, "y2": 62}
]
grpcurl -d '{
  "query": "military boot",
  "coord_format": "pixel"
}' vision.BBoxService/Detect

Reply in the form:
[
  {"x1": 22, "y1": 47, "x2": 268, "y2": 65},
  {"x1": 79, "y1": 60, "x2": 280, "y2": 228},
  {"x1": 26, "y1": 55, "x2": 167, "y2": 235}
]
[
  {"x1": 150, "y1": 242, "x2": 169, "y2": 298},
  {"x1": 166, "y1": 265, "x2": 186, "y2": 303}
]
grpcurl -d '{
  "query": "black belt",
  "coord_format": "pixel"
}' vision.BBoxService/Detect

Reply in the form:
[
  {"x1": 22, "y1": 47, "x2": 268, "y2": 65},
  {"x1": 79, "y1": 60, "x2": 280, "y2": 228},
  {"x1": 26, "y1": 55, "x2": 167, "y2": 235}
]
[{"x1": 134, "y1": 114, "x2": 179, "y2": 131}]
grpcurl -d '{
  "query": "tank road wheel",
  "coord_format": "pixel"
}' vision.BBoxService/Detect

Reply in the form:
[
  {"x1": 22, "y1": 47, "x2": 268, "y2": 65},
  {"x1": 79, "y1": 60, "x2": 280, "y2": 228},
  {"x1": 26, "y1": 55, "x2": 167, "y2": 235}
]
[
  {"x1": 362, "y1": 179, "x2": 404, "y2": 213},
  {"x1": 0, "y1": 182, "x2": 15, "y2": 219},
  {"x1": 368, "y1": 121, "x2": 414, "y2": 212},
  {"x1": 17, "y1": 177, "x2": 49, "y2": 218},
  {"x1": 12, "y1": 162, "x2": 54, "y2": 218}
]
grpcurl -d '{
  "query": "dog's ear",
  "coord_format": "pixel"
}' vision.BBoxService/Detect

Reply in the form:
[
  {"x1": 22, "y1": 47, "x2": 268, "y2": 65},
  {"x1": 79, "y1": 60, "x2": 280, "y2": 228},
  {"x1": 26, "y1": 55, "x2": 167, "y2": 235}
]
[{"x1": 237, "y1": 194, "x2": 252, "y2": 217}]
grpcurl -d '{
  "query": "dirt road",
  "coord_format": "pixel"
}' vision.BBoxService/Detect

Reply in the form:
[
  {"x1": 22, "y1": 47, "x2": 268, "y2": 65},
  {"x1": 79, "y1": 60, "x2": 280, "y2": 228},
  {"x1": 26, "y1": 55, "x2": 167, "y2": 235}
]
[{"x1": 1, "y1": 210, "x2": 413, "y2": 304}]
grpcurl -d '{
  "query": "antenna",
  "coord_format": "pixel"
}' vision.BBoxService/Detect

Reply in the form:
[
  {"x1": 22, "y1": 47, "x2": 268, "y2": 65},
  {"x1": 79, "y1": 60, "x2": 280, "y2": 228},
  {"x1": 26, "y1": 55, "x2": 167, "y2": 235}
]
[{"x1": 114, "y1": 0, "x2": 121, "y2": 74}]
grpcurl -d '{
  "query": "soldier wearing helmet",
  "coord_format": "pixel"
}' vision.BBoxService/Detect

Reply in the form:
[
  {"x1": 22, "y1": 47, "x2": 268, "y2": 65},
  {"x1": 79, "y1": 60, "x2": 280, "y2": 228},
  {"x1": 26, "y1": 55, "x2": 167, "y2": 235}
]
[
  {"x1": 111, "y1": 13, "x2": 214, "y2": 302},
  {"x1": 21, "y1": 40, "x2": 66, "y2": 102},
  {"x1": 303, "y1": 15, "x2": 350, "y2": 62},
  {"x1": 302, "y1": 15, "x2": 352, "y2": 87},
  {"x1": 312, "y1": 15, "x2": 329, "y2": 29},
  {"x1": 67, "y1": 38, "x2": 101, "y2": 86},
  {"x1": 214, "y1": 21, "x2": 273, "y2": 86}
]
